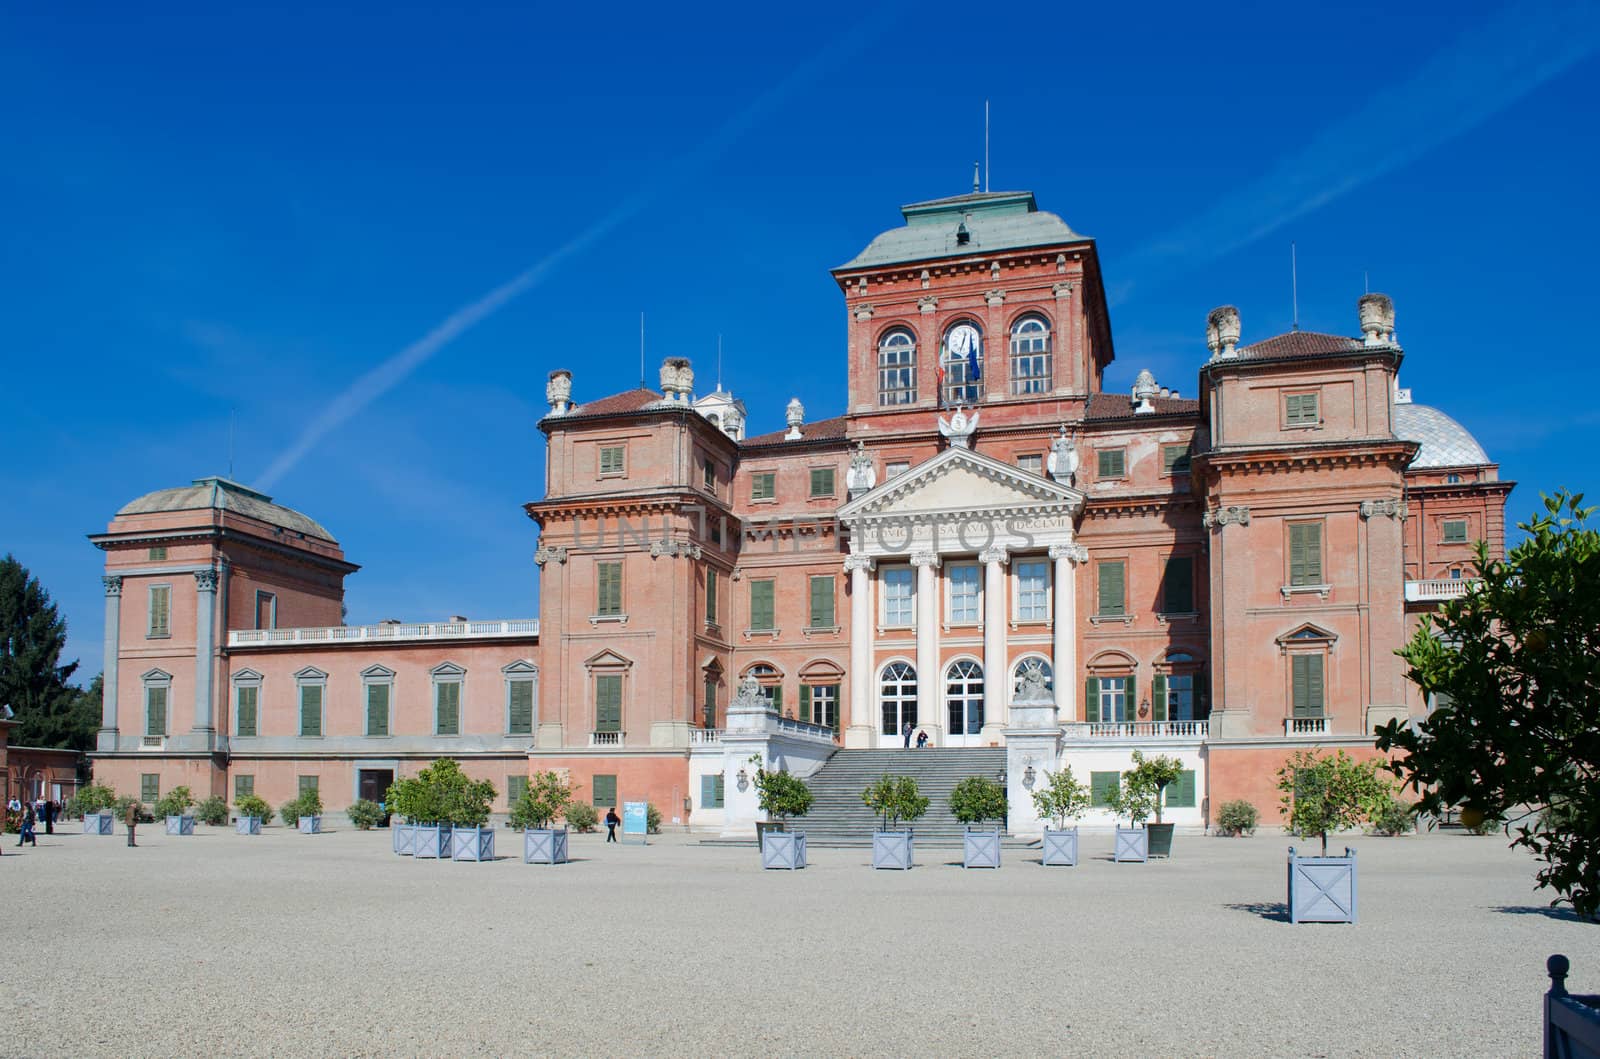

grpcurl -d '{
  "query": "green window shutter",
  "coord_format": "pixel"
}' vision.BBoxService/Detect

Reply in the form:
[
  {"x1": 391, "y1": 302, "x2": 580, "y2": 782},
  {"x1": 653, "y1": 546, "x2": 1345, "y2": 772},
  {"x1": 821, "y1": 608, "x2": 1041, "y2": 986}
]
[
  {"x1": 595, "y1": 675, "x2": 622, "y2": 732},
  {"x1": 1163, "y1": 556, "x2": 1193, "y2": 614},
  {"x1": 750, "y1": 580, "x2": 775, "y2": 631},
  {"x1": 809, "y1": 576, "x2": 834, "y2": 628},
  {"x1": 597, "y1": 562, "x2": 622, "y2": 616},
  {"x1": 365, "y1": 683, "x2": 389, "y2": 736},
  {"x1": 592, "y1": 774, "x2": 617, "y2": 808},
  {"x1": 715, "y1": 774, "x2": 725, "y2": 805},
  {"x1": 1125, "y1": 675, "x2": 1137, "y2": 721},
  {"x1": 1442, "y1": 520, "x2": 1467, "y2": 543},
  {"x1": 298, "y1": 775, "x2": 319, "y2": 795},
  {"x1": 234, "y1": 774, "x2": 253, "y2": 800},
  {"x1": 1167, "y1": 770, "x2": 1196, "y2": 808},
  {"x1": 237, "y1": 686, "x2": 257, "y2": 737},
  {"x1": 1162, "y1": 445, "x2": 1191, "y2": 474},
  {"x1": 810, "y1": 467, "x2": 834, "y2": 496},
  {"x1": 1085, "y1": 676, "x2": 1100, "y2": 723},
  {"x1": 1290, "y1": 523, "x2": 1323, "y2": 586},
  {"x1": 1305, "y1": 524, "x2": 1322, "y2": 583},
  {"x1": 507, "y1": 679, "x2": 534, "y2": 734},
  {"x1": 705, "y1": 569, "x2": 718, "y2": 625},
  {"x1": 752, "y1": 473, "x2": 775, "y2": 500},
  {"x1": 1090, "y1": 771, "x2": 1119, "y2": 807},
  {"x1": 1291, "y1": 655, "x2": 1327, "y2": 717},
  {"x1": 1098, "y1": 561, "x2": 1126, "y2": 616},
  {"x1": 799, "y1": 684, "x2": 812, "y2": 724},
  {"x1": 300, "y1": 685, "x2": 322, "y2": 737},
  {"x1": 701, "y1": 774, "x2": 724, "y2": 809},
  {"x1": 1097, "y1": 450, "x2": 1125, "y2": 478},
  {"x1": 147, "y1": 686, "x2": 167, "y2": 736},
  {"x1": 508, "y1": 775, "x2": 528, "y2": 806},
  {"x1": 1307, "y1": 655, "x2": 1324, "y2": 714},
  {"x1": 435, "y1": 681, "x2": 460, "y2": 735},
  {"x1": 149, "y1": 586, "x2": 170, "y2": 636},
  {"x1": 770, "y1": 684, "x2": 783, "y2": 712},
  {"x1": 1152, "y1": 674, "x2": 1167, "y2": 722}
]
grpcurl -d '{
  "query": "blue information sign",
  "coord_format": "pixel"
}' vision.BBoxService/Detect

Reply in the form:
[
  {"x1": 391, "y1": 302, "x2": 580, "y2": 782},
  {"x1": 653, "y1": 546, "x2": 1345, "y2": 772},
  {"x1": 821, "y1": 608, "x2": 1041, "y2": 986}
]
[{"x1": 622, "y1": 801, "x2": 648, "y2": 843}]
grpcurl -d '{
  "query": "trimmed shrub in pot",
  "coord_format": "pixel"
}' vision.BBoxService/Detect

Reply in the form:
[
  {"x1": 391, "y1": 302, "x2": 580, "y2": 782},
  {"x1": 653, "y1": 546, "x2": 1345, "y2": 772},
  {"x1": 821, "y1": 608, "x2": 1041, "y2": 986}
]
[
  {"x1": 196, "y1": 796, "x2": 229, "y2": 827},
  {"x1": 346, "y1": 800, "x2": 384, "y2": 831},
  {"x1": 390, "y1": 759, "x2": 496, "y2": 861},
  {"x1": 1277, "y1": 750, "x2": 1391, "y2": 923},
  {"x1": 753, "y1": 756, "x2": 814, "y2": 870},
  {"x1": 1367, "y1": 794, "x2": 1417, "y2": 836},
  {"x1": 1215, "y1": 799, "x2": 1259, "y2": 837},
  {"x1": 565, "y1": 802, "x2": 599, "y2": 834},
  {"x1": 1107, "y1": 768, "x2": 1157, "y2": 863},
  {"x1": 513, "y1": 771, "x2": 574, "y2": 865},
  {"x1": 295, "y1": 788, "x2": 325, "y2": 834},
  {"x1": 114, "y1": 796, "x2": 155, "y2": 825},
  {"x1": 156, "y1": 785, "x2": 197, "y2": 835},
  {"x1": 233, "y1": 794, "x2": 271, "y2": 834},
  {"x1": 72, "y1": 783, "x2": 118, "y2": 829},
  {"x1": 1031, "y1": 766, "x2": 1090, "y2": 866},
  {"x1": 1125, "y1": 752, "x2": 1184, "y2": 857},
  {"x1": 862, "y1": 774, "x2": 928, "y2": 870},
  {"x1": 950, "y1": 776, "x2": 1007, "y2": 869}
]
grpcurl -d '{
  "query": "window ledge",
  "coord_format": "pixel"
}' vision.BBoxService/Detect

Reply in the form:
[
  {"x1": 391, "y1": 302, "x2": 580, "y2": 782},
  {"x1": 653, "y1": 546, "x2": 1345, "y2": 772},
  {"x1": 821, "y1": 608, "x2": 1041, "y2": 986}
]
[
  {"x1": 703, "y1": 621, "x2": 722, "y2": 635},
  {"x1": 1156, "y1": 611, "x2": 1199, "y2": 624},
  {"x1": 1280, "y1": 584, "x2": 1332, "y2": 601},
  {"x1": 1283, "y1": 422, "x2": 1324, "y2": 431},
  {"x1": 1088, "y1": 613, "x2": 1134, "y2": 626},
  {"x1": 742, "y1": 627, "x2": 781, "y2": 640},
  {"x1": 877, "y1": 624, "x2": 915, "y2": 636},
  {"x1": 147, "y1": 633, "x2": 172, "y2": 640},
  {"x1": 589, "y1": 613, "x2": 630, "y2": 626},
  {"x1": 1010, "y1": 618, "x2": 1053, "y2": 631},
  {"x1": 801, "y1": 624, "x2": 841, "y2": 638}
]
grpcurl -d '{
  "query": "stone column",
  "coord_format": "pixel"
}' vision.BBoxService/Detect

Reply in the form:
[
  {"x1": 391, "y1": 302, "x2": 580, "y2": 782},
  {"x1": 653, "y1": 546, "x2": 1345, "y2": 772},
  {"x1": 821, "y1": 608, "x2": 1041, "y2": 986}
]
[
  {"x1": 1049, "y1": 544, "x2": 1085, "y2": 722},
  {"x1": 845, "y1": 554, "x2": 876, "y2": 748},
  {"x1": 980, "y1": 547, "x2": 1009, "y2": 739},
  {"x1": 911, "y1": 551, "x2": 941, "y2": 743},
  {"x1": 98, "y1": 576, "x2": 122, "y2": 752},
  {"x1": 192, "y1": 568, "x2": 218, "y2": 742}
]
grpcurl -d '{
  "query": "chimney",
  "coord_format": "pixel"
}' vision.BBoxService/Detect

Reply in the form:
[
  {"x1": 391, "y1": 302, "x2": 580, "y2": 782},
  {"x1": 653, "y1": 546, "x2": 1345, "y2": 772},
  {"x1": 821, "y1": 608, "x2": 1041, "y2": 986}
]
[
  {"x1": 546, "y1": 369, "x2": 573, "y2": 415},
  {"x1": 1359, "y1": 293, "x2": 1396, "y2": 346},
  {"x1": 1206, "y1": 306, "x2": 1241, "y2": 359},
  {"x1": 659, "y1": 357, "x2": 693, "y2": 403},
  {"x1": 1132, "y1": 369, "x2": 1158, "y2": 414},
  {"x1": 785, "y1": 397, "x2": 804, "y2": 440}
]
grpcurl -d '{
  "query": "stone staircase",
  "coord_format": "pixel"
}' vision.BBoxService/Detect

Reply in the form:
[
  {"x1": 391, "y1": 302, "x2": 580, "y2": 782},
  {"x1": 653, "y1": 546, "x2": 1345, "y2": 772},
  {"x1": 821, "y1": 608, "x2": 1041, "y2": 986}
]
[{"x1": 788, "y1": 748, "x2": 1013, "y2": 847}]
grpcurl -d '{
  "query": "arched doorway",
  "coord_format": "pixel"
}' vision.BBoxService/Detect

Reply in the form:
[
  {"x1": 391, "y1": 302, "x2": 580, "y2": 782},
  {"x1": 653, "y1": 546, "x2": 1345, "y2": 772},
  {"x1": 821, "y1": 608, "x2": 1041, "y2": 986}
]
[{"x1": 945, "y1": 659, "x2": 985, "y2": 745}]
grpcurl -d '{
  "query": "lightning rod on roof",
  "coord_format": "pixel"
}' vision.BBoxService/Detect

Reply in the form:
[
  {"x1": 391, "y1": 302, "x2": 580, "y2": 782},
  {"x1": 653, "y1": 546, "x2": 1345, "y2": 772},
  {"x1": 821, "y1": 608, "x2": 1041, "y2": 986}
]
[
  {"x1": 717, "y1": 334, "x2": 723, "y2": 392},
  {"x1": 984, "y1": 99, "x2": 990, "y2": 193},
  {"x1": 639, "y1": 312, "x2": 646, "y2": 389},
  {"x1": 1291, "y1": 241, "x2": 1300, "y2": 332}
]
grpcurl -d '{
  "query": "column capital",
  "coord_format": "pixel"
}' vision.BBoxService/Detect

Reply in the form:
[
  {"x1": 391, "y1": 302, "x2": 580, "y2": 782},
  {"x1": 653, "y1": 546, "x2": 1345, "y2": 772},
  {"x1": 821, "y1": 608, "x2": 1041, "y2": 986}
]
[
  {"x1": 194, "y1": 568, "x2": 219, "y2": 593},
  {"x1": 978, "y1": 547, "x2": 1009, "y2": 565},
  {"x1": 1203, "y1": 506, "x2": 1251, "y2": 530},
  {"x1": 1359, "y1": 498, "x2": 1406, "y2": 521},
  {"x1": 910, "y1": 550, "x2": 941, "y2": 569},
  {"x1": 843, "y1": 554, "x2": 876, "y2": 573},
  {"x1": 102, "y1": 575, "x2": 123, "y2": 596},
  {"x1": 1048, "y1": 543, "x2": 1089, "y2": 563}
]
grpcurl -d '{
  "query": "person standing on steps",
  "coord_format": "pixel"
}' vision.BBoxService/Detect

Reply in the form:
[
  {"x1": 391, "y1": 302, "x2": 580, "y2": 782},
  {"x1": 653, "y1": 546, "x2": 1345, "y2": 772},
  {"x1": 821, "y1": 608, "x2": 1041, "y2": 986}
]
[
  {"x1": 605, "y1": 807, "x2": 621, "y2": 843},
  {"x1": 916, "y1": 730, "x2": 929, "y2": 749},
  {"x1": 902, "y1": 721, "x2": 913, "y2": 749}
]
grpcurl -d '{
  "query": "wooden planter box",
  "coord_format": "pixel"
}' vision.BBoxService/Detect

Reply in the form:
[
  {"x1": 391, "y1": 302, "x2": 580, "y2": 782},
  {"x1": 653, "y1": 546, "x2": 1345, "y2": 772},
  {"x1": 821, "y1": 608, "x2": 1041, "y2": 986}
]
[
  {"x1": 1288, "y1": 846, "x2": 1357, "y2": 923},
  {"x1": 412, "y1": 824, "x2": 453, "y2": 859},
  {"x1": 1146, "y1": 822, "x2": 1175, "y2": 857},
  {"x1": 872, "y1": 829, "x2": 914, "y2": 870},
  {"x1": 393, "y1": 823, "x2": 416, "y2": 855},
  {"x1": 83, "y1": 812, "x2": 115, "y2": 835},
  {"x1": 450, "y1": 825, "x2": 495, "y2": 862},
  {"x1": 962, "y1": 828, "x2": 1002, "y2": 869},
  {"x1": 523, "y1": 828, "x2": 570, "y2": 864},
  {"x1": 761, "y1": 831, "x2": 807, "y2": 870},
  {"x1": 1545, "y1": 954, "x2": 1600, "y2": 1059},
  {"x1": 1041, "y1": 827, "x2": 1079, "y2": 866},
  {"x1": 165, "y1": 815, "x2": 195, "y2": 836},
  {"x1": 297, "y1": 815, "x2": 322, "y2": 835},
  {"x1": 1114, "y1": 826, "x2": 1149, "y2": 863},
  {"x1": 235, "y1": 816, "x2": 261, "y2": 835}
]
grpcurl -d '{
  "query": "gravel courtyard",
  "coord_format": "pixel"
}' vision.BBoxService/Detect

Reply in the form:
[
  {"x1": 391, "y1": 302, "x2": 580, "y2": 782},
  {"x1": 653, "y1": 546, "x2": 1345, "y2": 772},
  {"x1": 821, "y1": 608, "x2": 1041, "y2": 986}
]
[{"x1": 1, "y1": 823, "x2": 1592, "y2": 1058}]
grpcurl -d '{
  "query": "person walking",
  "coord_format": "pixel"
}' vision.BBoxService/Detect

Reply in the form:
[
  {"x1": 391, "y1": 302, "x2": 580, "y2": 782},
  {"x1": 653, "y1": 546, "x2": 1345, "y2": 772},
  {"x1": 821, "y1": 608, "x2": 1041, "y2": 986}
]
[
  {"x1": 42, "y1": 799, "x2": 55, "y2": 836},
  {"x1": 901, "y1": 721, "x2": 913, "y2": 749},
  {"x1": 17, "y1": 804, "x2": 37, "y2": 847},
  {"x1": 604, "y1": 807, "x2": 621, "y2": 843},
  {"x1": 124, "y1": 800, "x2": 139, "y2": 848}
]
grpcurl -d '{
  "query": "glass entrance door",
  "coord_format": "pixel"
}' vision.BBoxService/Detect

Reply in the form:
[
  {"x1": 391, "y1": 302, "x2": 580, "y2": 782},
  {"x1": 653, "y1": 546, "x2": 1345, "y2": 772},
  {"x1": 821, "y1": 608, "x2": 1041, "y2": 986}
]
[
  {"x1": 944, "y1": 660, "x2": 985, "y2": 746},
  {"x1": 879, "y1": 662, "x2": 918, "y2": 747}
]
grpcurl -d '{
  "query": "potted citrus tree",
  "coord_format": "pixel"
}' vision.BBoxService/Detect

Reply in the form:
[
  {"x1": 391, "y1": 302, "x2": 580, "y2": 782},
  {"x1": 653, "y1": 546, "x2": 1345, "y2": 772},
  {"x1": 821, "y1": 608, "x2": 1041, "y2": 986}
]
[
  {"x1": 156, "y1": 785, "x2": 197, "y2": 835},
  {"x1": 1108, "y1": 763, "x2": 1157, "y2": 863},
  {"x1": 949, "y1": 775, "x2": 1007, "y2": 869},
  {"x1": 346, "y1": 800, "x2": 384, "y2": 830},
  {"x1": 75, "y1": 783, "x2": 118, "y2": 835},
  {"x1": 1031, "y1": 766, "x2": 1090, "y2": 866},
  {"x1": 234, "y1": 794, "x2": 271, "y2": 834},
  {"x1": 1277, "y1": 749, "x2": 1391, "y2": 923},
  {"x1": 514, "y1": 770, "x2": 575, "y2": 865},
  {"x1": 752, "y1": 756, "x2": 814, "y2": 870},
  {"x1": 862, "y1": 774, "x2": 928, "y2": 870},
  {"x1": 386, "y1": 778, "x2": 418, "y2": 855},
  {"x1": 1128, "y1": 752, "x2": 1185, "y2": 857},
  {"x1": 296, "y1": 788, "x2": 325, "y2": 834}
]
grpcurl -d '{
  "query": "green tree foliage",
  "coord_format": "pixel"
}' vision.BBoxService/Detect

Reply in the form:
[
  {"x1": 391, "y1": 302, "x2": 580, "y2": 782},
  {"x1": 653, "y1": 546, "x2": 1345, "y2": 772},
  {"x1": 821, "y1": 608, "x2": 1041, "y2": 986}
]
[
  {"x1": 751, "y1": 755, "x2": 814, "y2": 823},
  {"x1": 234, "y1": 794, "x2": 273, "y2": 825},
  {"x1": 646, "y1": 804, "x2": 662, "y2": 834},
  {"x1": 280, "y1": 797, "x2": 305, "y2": 826},
  {"x1": 1277, "y1": 749, "x2": 1392, "y2": 855},
  {"x1": 114, "y1": 796, "x2": 155, "y2": 824},
  {"x1": 385, "y1": 759, "x2": 495, "y2": 826},
  {"x1": 346, "y1": 800, "x2": 384, "y2": 830},
  {"x1": 69, "y1": 783, "x2": 118, "y2": 818},
  {"x1": 1124, "y1": 751, "x2": 1185, "y2": 824},
  {"x1": 564, "y1": 802, "x2": 599, "y2": 833},
  {"x1": 153, "y1": 785, "x2": 196, "y2": 819},
  {"x1": 948, "y1": 775, "x2": 1007, "y2": 826},
  {"x1": 509, "y1": 771, "x2": 575, "y2": 830},
  {"x1": 195, "y1": 796, "x2": 229, "y2": 826},
  {"x1": 861, "y1": 774, "x2": 929, "y2": 831},
  {"x1": 0, "y1": 555, "x2": 99, "y2": 750},
  {"x1": 1215, "y1": 799, "x2": 1259, "y2": 837},
  {"x1": 1378, "y1": 492, "x2": 1600, "y2": 915},
  {"x1": 1030, "y1": 766, "x2": 1091, "y2": 830}
]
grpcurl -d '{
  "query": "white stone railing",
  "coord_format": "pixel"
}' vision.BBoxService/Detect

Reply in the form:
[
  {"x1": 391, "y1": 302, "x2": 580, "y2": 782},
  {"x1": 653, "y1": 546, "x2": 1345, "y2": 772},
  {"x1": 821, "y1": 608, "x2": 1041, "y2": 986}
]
[
  {"x1": 1405, "y1": 578, "x2": 1478, "y2": 603},
  {"x1": 1062, "y1": 720, "x2": 1209, "y2": 740},
  {"x1": 229, "y1": 619, "x2": 538, "y2": 648},
  {"x1": 776, "y1": 716, "x2": 839, "y2": 743},
  {"x1": 689, "y1": 728, "x2": 723, "y2": 746},
  {"x1": 588, "y1": 731, "x2": 624, "y2": 747},
  {"x1": 1285, "y1": 717, "x2": 1329, "y2": 736}
]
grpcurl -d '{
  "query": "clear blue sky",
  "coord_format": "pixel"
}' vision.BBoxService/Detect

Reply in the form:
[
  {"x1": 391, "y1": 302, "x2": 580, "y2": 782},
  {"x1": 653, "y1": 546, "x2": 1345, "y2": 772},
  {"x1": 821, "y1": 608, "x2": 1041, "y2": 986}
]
[{"x1": 4, "y1": 1, "x2": 1598, "y2": 683}]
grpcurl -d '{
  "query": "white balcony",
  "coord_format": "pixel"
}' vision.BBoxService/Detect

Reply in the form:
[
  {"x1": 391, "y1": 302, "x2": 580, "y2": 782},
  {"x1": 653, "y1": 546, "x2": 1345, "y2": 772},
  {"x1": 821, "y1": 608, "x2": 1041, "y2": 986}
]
[
  {"x1": 689, "y1": 728, "x2": 723, "y2": 746},
  {"x1": 1285, "y1": 717, "x2": 1329, "y2": 736},
  {"x1": 1405, "y1": 578, "x2": 1478, "y2": 603},
  {"x1": 229, "y1": 619, "x2": 538, "y2": 649},
  {"x1": 588, "y1": 731, "x2": 625, "y2": 747},
  {"x1": 1062, "y1": 720, "x2": 1209, "y2": 740}
]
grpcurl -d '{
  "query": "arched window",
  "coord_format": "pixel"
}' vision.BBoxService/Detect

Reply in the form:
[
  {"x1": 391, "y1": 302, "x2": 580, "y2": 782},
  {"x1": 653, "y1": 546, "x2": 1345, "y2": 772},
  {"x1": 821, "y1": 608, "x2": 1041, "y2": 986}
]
[
  {"x1": 744, "y1": 663, "x2": 784, "y2": 713},
  {"x1": 1009, "y1": 314, "x2": 1052, "y2": 394},
  {"x1": 941, "y1": 321, "x2": 983, "y2": 404},
  {"x1": 1012, "y1": 656, "x2": 1054, "y2": 697},
  {"x1": 877, "y1": 329, "x2": 917, "y2": 406},
  {"x1": 880, "y1": 661, "x2": 917, "y2": 735},
  {"x1": 945, "y1": 660, "x2": 985, "y2": 736}
]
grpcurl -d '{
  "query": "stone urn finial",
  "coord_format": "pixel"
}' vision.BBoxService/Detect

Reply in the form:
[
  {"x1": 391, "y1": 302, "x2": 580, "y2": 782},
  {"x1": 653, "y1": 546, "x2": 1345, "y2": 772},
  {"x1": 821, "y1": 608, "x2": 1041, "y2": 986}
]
[
  {"x1": 659, "y1": 357, "x2": 693, "y2": 402},
  {"x1": 1359, "y1": 293, "x2": 1395, "y2": 346},
  {"x1": 1207, "y1": 306, "x2": 1241, "y2": 358},
  {"x1": 1133, "y1": 368, "x2": 1159, "y2": 413},
  {"x1": 785, "y1": 397, "x2": 804, "y2": 440},
  {"x1": 546, "y1": 369, "x2": 573, "y2": 414}
]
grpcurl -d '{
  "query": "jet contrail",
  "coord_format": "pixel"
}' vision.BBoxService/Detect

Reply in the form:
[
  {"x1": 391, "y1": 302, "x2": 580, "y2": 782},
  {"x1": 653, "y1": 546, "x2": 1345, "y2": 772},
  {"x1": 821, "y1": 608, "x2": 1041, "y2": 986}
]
[
  {"x1": 1111, "y1": 0, "x2": 1600, "y2": 305},
  {"x1": 257, "y1": 8, "x2": 903, "y2": 491}
]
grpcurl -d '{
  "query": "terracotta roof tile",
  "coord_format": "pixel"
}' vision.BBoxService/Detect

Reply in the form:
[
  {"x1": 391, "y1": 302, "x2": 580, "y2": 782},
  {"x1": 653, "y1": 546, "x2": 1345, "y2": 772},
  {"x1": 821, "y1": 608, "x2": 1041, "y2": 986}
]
[
  {"x1": 1084, "y1": 393, "x2": 1200, "y2": 421},
  {"x1": 1234, "y1": 330, "x2": 1363, "y2": 360},
  {"x1": 742, "y1": 415, "x2": 850, "y2": 447},
  {"x1": 567, "y1": 388, "x2": 664, "y2": 417}
]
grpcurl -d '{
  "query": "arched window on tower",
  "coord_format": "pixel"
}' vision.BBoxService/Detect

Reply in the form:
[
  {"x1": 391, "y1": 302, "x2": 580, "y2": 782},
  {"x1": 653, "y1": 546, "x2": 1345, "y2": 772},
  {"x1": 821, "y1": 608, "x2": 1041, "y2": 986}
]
[
  {"x1": 877, "y1": 329, "x2": 917, "y2": 406},
  {"x1": 1009, "y1": 314, "x2": 1052, "y2": 395},
  {"x1": 941, "y1": 321, "x2": 984, "y2": 404}
]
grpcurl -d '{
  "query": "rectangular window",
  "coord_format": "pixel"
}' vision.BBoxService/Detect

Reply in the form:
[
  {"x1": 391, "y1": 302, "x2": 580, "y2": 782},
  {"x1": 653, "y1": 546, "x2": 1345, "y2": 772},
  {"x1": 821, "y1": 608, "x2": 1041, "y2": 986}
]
[
  {"x1": 1016, "y1": 560, "x2": 1049, "y2": 621},
  {"x1": 1289, "y1": 522, "x2": 1324, "y2": 586},
  {"x1": 808, "y1": 575, "x2": 835, "y2": 628},
  {"x1": 701, "y1": 773, "x2": 725, "y2": 809},
  {"x1": 750, "y1": 579, "x2": 776, "y2": 631},
  {"x1": 1441, "y1": 519, "x2": 1468, "y2": 544},
  {"x1": 703, "y1": 458, "x2": 716, "y2": 490},
  {"x1": 751, "y1": 472, "x2": 776, "y2": 500},
  {"x1": 435, "y1": 681, "x2": 461, "y2": 735},
  {"x1": 592, "y1": 773, "x2": 618, "y2": 809},
  {"x1": 141, "y1": 774, "x2": 160, "y2": 803},
  {"x1": 1097, "y1": 560, "x2": 1127, "y2": 617},
  {"x1": 507, "y1": 678, "x2": 534, "y2": 735},
  {"x1": 1098, "y1": 676, "x2": 1130, "y2": 723},
  {"x1": 886, "y1": 461, "x2": 910, "y2": 479},
  {"x1": 1097, "y1": 449, "x2": 1126, "y2": 479},
  {"x1": 507, "y1": 775, "x2": 529, "y2": 807},
  {"x1": 255, "y1": 591, "x2": 276, "y2": 630},
  {"x1": 809, "y1": 467, "x2": 835, "y2": 497},
  {"x1": 146, "y1": 685, "x2": 168, "y2": 737},
  {"x1": 948, "y1": 564, "x2": 980, "y2": 623},
  {"x1": 1017, "y1": 454, "x2": 1043, "y2": 474},
  {"x1": 299, "y1": 684, "x2": 323, "y2": 737},
  {"x1": 596, "y1": 562, "x2": 623, "y2": 616},
  {"x1": 703, "y1": 676, "x2": 718, "y2": 729},
  {"x1": 1090, "y1": 771, "x2": 1120, "y2": 808},
  {"x1": 1291, "y1": 655, "x2": 1325, "y2": 717},
  {"x1": 1285, "y1": 392, "x2": 1320, "y2": 426},
  {"x1": 882, "y1": 567, "x2": 914, "y2": 626},
  {"x1": 298, "y1": 775, "x2": 319, "y2": 796},
  {"x1": 802, "y1": 683, "x2": 839, "y2": 730},
  {"x1": 366, "y1": 682, "x2": 390, "y2": 736},
  {"x1": 1162, "y1": 556, "x2": 1194, "y2": 614},
  {"x1": 705, "y1": 568, "x2": 718, "y2": 626},
  {"x1": 148, "y1": 546, "x2": 167, "y2": 560},
  {"x1": 594, "y1": 675, "x2": 622, "y2": 733},
  {"x1": 1165, "y1": 770, "x2": 1197, "y2": 808},
  {"x1": 598, "y1": 445, "x2": 625, "y2": 476},
  {"x1": 1167, "y1": 673, "x2": 1195, "y2": 721},
  {"x1": 235, "y1": 685, "x2": 258, "y2": 737},
  {"x1": 234, "y1": 774, "x2": 254, "y2": 801},
  {"x1": 1162, "y1": 445, "x2": 1192, "y2": 475},
  {"x1": 148, "y1": 585, "x2": 171, "y2": 637}
]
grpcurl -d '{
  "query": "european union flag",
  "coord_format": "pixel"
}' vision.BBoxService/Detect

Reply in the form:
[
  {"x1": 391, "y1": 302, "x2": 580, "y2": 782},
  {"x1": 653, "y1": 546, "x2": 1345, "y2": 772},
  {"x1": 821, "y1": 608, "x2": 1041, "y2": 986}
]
[{"x1": 967, "y1": 341, "x2": 981, "y2": 382}]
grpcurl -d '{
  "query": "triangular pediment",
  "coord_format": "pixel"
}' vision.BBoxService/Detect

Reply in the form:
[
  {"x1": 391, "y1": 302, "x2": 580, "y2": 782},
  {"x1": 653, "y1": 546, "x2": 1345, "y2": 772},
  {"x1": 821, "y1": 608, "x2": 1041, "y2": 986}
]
[{"x1": 839, "y1": 446, "x2": 1082, "y2": 521}]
